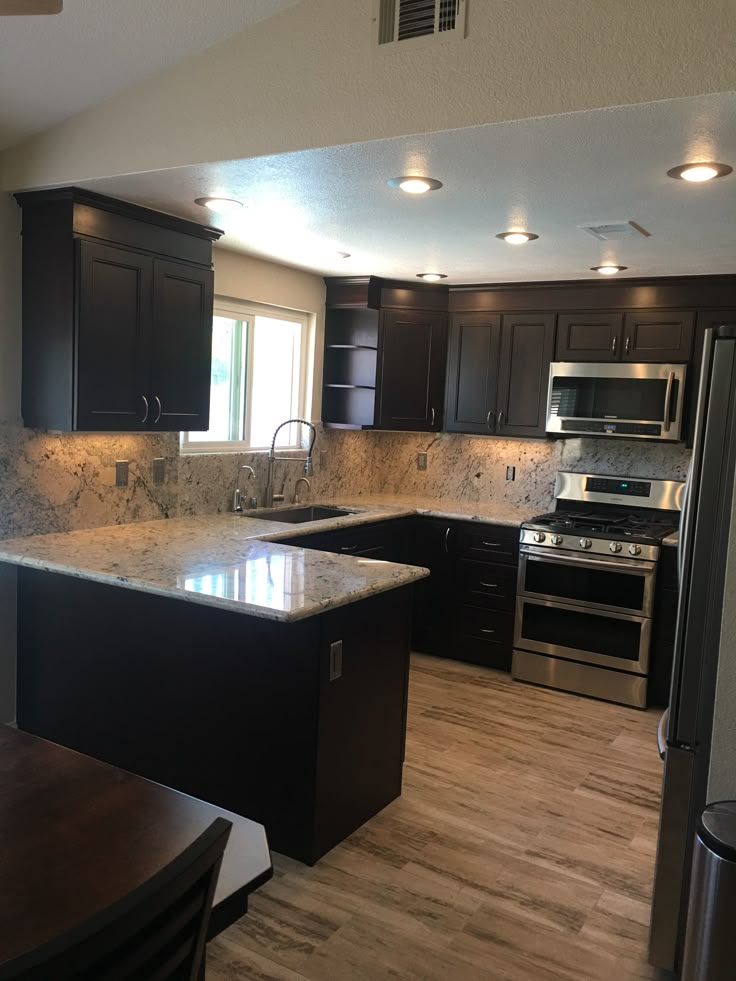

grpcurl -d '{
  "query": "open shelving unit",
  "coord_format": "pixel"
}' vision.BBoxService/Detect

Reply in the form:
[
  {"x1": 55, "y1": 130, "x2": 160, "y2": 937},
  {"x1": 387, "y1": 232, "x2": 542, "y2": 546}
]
[{"x1": 322, "y1": 307, "x2": 379, "y2": 428}]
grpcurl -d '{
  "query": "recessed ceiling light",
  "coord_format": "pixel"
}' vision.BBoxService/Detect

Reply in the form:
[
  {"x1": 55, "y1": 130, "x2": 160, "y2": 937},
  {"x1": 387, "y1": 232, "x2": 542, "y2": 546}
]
[
  {"x1": 496, "y1": 231, "x2": 539, "y2": 245},
  {"x1": 667, "y1": 162, "x2": 733, "y2": 183},
  {"x1": 417, "y1": 273, "x2": 447, "y2": 282},
  {"x1": 194, "y1": 197, "x2": 244, "y2": 212},
  {"x1": 336, "y1": 251, "x2": 351, "y2": 259},
  {"x1": 387, "y1": 176, "x2": 443, "y2": 194},
  {"x1": 591, "y1": 264, "x2": 628, "y2": 276}
]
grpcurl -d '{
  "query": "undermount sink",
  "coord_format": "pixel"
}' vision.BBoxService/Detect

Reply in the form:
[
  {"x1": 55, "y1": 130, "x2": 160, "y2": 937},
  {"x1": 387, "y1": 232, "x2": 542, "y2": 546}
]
[{"x1": 239, "y1": 505, "x2": 357, "y2": 524}]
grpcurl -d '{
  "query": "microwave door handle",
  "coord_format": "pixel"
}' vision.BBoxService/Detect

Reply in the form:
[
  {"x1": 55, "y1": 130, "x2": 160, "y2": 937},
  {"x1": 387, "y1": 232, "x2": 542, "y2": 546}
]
[{"x1": 662, "y1": 371, "x2": 675, "y2": 433}]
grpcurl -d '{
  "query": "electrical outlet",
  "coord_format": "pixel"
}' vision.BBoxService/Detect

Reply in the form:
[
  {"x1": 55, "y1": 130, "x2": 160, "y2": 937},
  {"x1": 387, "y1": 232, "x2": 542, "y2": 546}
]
[
  {"x1": 152, "y1": 458, "x2": 166, "y2": 484},
  {"x1": 417, "y1": 452, "x2": 428, "y2": 471},
  {"x1": 506, "y1": 466, "x2": 516, "y2": 482},
  {"x1": 329, "y1": 640, "x2": 343, "y2": 681},
  {"x1": 115, "y1": 461, "x2": 129, "y2": 487},
  {"x1": 320, "y1": 450, "x2": 328, "y2": 471}
]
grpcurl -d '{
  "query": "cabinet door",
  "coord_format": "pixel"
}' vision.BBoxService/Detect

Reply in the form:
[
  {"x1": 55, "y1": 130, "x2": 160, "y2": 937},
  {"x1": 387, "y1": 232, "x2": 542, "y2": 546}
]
[
  {"x1": 622, "y1": 311, "x2": 694, "y2": 362},
  {"x1": 409, "y1": 518, "x2": 456, "y2": 655},
  {"x1": 444, "y1": 313, "x2": 501, "y2": 434},
  {"x1": 555, "y1": 312, "x2": 623, "y2": 361},
  {"x1": 378, "y1": 309, "x2": 447, "y2": 431},
  {"x1": 496, "y1": 314, "x2": 556, "y2": 437},
  {"x1": 76, "y1": 241, "x2": 152, "y2": 431},
  {"x1": 151, "y1": 259, "x2": 214, "y2": 431}
]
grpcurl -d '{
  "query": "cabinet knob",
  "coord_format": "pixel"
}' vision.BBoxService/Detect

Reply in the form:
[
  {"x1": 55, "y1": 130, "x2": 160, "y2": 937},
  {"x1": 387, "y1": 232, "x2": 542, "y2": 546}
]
[
  {"x1": 430, "y1": 407, "x2": 436, "y2": 427},
  {"x1": 140, "y1": 394, "x2": 149, "y2": 424},
  {"x1": 153, "y1": 395, "x2": 162, "y2": 424},
  {"x1": 625, "y1": 335, "x2": 631, "y2": 356},
  {"x1": 612, "y1": 335, "x2": 617, "y2": 355}
]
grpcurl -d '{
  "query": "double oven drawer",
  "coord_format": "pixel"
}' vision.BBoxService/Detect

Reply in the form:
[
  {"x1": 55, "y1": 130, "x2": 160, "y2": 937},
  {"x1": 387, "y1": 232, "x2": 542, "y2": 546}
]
[
  {"x1": 515, "y1": 544, "x2": 657, "y2": 676},
  {"x1": 518, "y1": 545, "x2": 656, "y2": 617}
]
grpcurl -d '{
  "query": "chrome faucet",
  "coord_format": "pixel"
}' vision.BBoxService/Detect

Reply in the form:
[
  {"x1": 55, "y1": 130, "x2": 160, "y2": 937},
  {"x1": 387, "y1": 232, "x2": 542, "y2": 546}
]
[
  {"x1": 294, "y1": 477, "x2": 311, "y2": 504},
  {"x1": 265, "y1": 418, "x2": 317, "y2": 508},
  {"x1": 232, "y1": 464, "x2": 257, "y2": 513}
]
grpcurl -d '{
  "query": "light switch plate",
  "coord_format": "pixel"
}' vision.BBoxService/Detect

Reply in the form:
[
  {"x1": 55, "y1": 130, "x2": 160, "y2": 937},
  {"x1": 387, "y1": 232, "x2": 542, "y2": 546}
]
[
  {"x1": 417, "y1": 452, "x2": 428, "y2": 471},
  {"x1": 329, "y1": 640, "x2": 343, "y2": 681},
  {"x1": 115, "y1": 460, "x2": 129, "y2": 487},
  {"x1": 152, "y1": 458, "x2": 166, "y2": 484},
  {"x1": 506, "y1": 466, "x2": 516, "y2": 481}
]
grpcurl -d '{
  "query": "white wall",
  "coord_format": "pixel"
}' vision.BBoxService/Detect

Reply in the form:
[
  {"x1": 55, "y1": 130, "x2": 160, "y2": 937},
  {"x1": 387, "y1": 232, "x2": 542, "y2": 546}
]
[{"x1": 3, "y1": 0, "x2": 736, "y2": 190}]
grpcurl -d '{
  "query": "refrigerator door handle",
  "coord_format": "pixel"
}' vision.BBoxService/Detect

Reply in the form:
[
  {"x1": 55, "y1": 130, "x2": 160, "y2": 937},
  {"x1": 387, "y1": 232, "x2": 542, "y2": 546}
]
[
  {"x1": 678, "y1": 456, "x2": 694, "y2": 586},
  {"x1": 657, "y1": 708, "x2": 669, "y2": 760}
]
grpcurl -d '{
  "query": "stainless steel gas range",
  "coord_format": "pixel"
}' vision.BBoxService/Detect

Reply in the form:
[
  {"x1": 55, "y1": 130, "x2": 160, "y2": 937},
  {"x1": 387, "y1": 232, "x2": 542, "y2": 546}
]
[{"x1": 512, "y1": 472, "x2": 684, "y2": 708}]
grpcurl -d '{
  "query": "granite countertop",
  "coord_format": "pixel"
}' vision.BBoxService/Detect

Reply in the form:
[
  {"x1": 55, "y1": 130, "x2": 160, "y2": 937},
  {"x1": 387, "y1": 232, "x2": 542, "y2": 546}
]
[
  {"x1": 0, "y1": 515, "x2": 429, "y2": 622},
  {"x1": 0, "y1": 495, "x2": 535, "y2": 622}
]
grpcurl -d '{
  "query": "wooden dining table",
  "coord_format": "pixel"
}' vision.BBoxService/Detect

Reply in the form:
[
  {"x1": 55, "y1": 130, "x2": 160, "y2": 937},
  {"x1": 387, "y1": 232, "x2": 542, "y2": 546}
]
[{"x1": 0, "y1": 724, "x2": 272, "y2": 969}]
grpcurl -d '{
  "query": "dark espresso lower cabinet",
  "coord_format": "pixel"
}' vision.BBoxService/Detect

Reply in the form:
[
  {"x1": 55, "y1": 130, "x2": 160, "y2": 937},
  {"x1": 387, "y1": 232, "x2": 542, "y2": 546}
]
[{"x1": 16, "y1": 569, "x2": 412, "y2": 866}]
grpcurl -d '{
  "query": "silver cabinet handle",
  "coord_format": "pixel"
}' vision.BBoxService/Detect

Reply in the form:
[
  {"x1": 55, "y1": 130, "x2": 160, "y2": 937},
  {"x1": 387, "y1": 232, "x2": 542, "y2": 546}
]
[
  {"x1": 141, "y1": 394, "x2": 149, "y2": 424},
  {"x1": 479, "y1": 582, "x2": 498, "y2": 589},
  {"x1": 625, "y1": 335, "x2": 631, "y2": 356},
  {"x1": 153, "y1": 396, "x2": 163, "y2": 424},
  {"x1": 444, "y1": 526, "x2": 451, "y2": 554},
  {"x1": 486, "y1": 409, "x2": 494, "y2": 430},
  {"x1": 430, "y1": 407, "x2": 436, "y2": 427},
  {"x1": 611, "y1": 335, "x2": 617, "y2": 355},
  {"x1": 481, "y1": 541, "x2": 501, "y2": 548},
  {"x1": 340, "y1": 545, "x2": 358, "y2": 552},
  {"x1": 480, "y1": 628, "x2": 496, "y2": 635},
  {"x1": 662, "y1": 371, "x2": 674, "y2": 433},
  {"x1": 497, "y1": 410, "x2": 505, "y2": 430}
]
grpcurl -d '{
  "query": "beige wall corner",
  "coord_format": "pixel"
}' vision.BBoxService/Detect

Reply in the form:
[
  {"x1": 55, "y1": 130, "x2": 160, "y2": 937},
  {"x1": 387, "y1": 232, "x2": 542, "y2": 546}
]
[
  {"x1": 4, "y1": 0, "x2": 736, "y2": 190},
  {"x1": 213, "y1": 247, "x2": 326, "y2": 421}
]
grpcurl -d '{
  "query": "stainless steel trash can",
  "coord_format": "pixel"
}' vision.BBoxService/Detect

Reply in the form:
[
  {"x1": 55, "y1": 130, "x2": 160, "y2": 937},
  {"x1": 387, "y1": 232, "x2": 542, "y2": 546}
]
[{"x1": 682, "y1": 801, "x2": 736, "y2": 981}]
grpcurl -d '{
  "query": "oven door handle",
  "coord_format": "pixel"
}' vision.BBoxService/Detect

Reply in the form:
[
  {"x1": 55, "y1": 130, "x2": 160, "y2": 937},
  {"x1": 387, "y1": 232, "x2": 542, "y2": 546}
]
[{"x1": 522, "y1": 551, "x2": 656, "y2": 576}]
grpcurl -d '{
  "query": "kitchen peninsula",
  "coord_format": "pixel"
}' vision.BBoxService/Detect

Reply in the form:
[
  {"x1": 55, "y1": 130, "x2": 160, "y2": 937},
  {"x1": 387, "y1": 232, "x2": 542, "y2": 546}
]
[{"x1": 0, "y1": 507, "x2": 429, "y2": 865}]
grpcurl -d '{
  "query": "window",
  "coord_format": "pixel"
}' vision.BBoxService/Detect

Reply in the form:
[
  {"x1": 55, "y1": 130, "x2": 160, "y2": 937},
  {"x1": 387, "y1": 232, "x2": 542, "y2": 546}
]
[{"x1": 182, "y1": 300, "x2": 311, "y2": 453}]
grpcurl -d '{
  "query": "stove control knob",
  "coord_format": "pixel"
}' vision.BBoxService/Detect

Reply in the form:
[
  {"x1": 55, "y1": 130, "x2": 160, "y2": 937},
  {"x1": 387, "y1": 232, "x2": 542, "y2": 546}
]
[
  {"x1": 628, "y1": 544, "x2": 642, "y2": 556},
  {"x1": 533, "y1": 532, "x2": 546, "y2": 543},
  {"x1": 579, "y1": 537, "x2": 592, "y2": 550},
  {"x1": 551, "y1": 534, "x2": 563, "y2": 546},
  {"x1": 609, "y1": 542, "x2": 622, "y2": 554}
]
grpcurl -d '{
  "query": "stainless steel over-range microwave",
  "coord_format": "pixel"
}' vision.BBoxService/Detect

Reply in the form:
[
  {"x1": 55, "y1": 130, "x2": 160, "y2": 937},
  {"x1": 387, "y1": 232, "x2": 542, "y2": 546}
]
[{"x1": 545, "y1": 362, "x2": 687, "y2": 442}]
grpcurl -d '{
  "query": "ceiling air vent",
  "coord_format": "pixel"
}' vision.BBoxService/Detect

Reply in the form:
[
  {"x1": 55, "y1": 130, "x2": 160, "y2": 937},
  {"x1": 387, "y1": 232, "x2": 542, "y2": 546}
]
[
  {"x1": 578, "y1": 220, "x2": 652, "y2": 241},
  {"x1": 376, "y1": 0, "x2": 467, "y2": 46}
]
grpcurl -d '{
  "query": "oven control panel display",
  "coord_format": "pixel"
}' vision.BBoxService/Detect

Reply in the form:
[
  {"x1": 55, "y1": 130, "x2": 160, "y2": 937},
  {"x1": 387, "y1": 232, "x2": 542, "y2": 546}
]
[{"x1": 586, "y1": 477, "x2": 652, "y2": 497}]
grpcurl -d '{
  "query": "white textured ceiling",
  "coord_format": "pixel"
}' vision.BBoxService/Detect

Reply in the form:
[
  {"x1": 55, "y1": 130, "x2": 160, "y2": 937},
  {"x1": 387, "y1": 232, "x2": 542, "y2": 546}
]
[
  {"x1": 80, "y1": 92, "x2": 736, "y2": 284},
  {"x1": 0, "y1": 0, "x2": 299, "y2": 150}
]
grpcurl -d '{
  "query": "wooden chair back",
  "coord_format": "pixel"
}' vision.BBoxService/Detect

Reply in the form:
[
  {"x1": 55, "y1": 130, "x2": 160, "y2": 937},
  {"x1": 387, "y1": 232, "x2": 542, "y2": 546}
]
[{"x1": 0, "y1": 816, "x2": 232, "y2": 981}]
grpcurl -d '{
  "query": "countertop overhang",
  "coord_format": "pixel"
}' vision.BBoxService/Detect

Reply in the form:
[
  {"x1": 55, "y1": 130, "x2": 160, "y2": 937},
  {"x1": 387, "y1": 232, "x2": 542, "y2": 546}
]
[{"x1": 0, "y1": 496, "x2": 537, "y2": 621}]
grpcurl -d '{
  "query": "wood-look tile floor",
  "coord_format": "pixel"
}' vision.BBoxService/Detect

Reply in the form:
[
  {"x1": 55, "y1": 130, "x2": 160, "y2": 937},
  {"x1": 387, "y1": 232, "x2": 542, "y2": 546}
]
[{"x1": 208, "y1": 654, "x2": 671, "y2": 981}]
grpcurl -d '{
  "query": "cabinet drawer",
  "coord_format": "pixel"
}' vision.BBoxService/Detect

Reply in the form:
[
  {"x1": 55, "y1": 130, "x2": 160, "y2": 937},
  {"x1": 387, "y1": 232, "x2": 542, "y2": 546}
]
[
  {"x1": 452, "y1": 607, "x2": 515, "y2": 670},
  {"x1": 457, "y1": 523, "x2": 519, "y2": 565},
  {"x1": 457, "y1": 560, "x2": 517, "y2": 612}
]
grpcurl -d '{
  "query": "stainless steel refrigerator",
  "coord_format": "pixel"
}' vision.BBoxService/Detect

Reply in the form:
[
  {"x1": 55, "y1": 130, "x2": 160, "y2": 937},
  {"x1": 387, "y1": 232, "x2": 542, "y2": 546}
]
[{"x1": 649, "y1": 324, "x2": 736, "y2": 972}]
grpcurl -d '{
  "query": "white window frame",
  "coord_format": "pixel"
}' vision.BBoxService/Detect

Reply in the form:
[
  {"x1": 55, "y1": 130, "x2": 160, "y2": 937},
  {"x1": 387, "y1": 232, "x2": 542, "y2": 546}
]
[{"x1": 181, "y1": 297, "x2": 312, "y2": 455}]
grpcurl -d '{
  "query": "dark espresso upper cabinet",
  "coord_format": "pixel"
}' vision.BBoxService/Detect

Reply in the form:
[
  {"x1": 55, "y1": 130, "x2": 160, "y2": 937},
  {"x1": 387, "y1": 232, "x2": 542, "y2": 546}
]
[
  {"x1": 445, "y1": 313, "x2": 501, "y2": 434},
  {"x1": 496, "y1": 313, "x2": 557, "y2": 437},
  {"x1": 622, "y1": 310, "x2": 694, "y2": 363},
  {"x1": 16, "y1": 188, "x2": 221, "y2": 432},
  {"x1": 322, "y1": 278, "x2": 448, "y2": 431},
  {"x1": 378, "y1": 308, "x2": 448, "y2": 431},
  {"x1": 445, "y1": 311, "x2": 555, "y2": 438},
  {"x1": 555, "y1": 312, "x2": 624, "y2": 361}
]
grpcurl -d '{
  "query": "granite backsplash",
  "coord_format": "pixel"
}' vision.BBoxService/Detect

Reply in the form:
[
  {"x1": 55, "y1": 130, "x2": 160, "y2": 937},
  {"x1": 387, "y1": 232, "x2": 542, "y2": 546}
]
[{"x1": 0, "y1": 423, "x2": 691, "y2": 539}]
